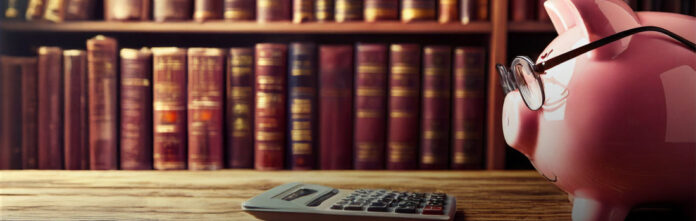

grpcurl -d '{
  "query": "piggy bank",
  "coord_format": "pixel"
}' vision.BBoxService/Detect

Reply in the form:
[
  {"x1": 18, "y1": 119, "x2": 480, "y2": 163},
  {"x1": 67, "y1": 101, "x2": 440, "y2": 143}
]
[{"x1": 501, "y1": 0, "x2": 696, "y2": 220}]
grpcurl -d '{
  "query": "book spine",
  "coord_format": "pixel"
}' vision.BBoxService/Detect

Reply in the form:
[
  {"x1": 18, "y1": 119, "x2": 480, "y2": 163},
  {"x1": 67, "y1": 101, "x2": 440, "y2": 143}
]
[
  {"x1": 64, "y1": 0, "x2": 94, "y2": 20},
  {"x1": 20, "y1": 58, "x2": 39, "y2": 169},
  {"x1": 335, "y1": 0, "x2": 362, "y2": 22},
  {"x1": 194, "y1": 0, "x2": 223, "y2": 21},
  {"x1": 511, "y1": 0, "x2": 531, "y2": 21},
  {"x1": 120, "y1": 48, "x2": 153, "y2": 170},
  {"x1": 451, "y1": 47, "x2": 485, "y2": 169},
  {"x1": 105, "y1": 0, "x2": 150, "y2": 21},
  {"x1": 438, "y1": 0, "x2": 457, "y2": 23},
  {"x1": 227, "y1": 48, "x2": 254, "y2": 168},
  {"x1": 475, "y1": 0, "x2": 487, "y2": 20},
  {"x1": 287, "y1": 43, "x2": 317, "y2": 170},
  {"x1": 314, "y1": 0, "x2": 333, "y2": 21},
  {"x1": 224, "y1": 0, "x2": 254, "y2": 20},
  {"x1": 38, "y1": 47, "x2": 64, "y2": 169},
  {"x1": 44, "y1": 0, "x2": 66, "y2": 22},
  {"x1": 4, "y1": 0, "x2": 28, "y2": 20},
  {"x1": 364, "y1": 0, "x2": 398, "y2": 22},
  {"x1": 293, "y1": 0, "x2": 313, "y2": 23},
  {"x1": 460, "y1": 0, "x2": 473, "y2": 23},
  {"x1": 87, "y1": 36, "x2": 119, "y2": 170},
  {"x1": 387, "y1": 44, "x2": 420, "y2": 170},
  {"x1": 319, "y1": 45, "x2": 353, "y2": 170},
  {"x1": 537, "y1": 0, "x2": 549, "y2": 21},
  {"x1": 354, "y1": 44, "x2": 387, "y2": 170},
  {"x1": 401, "y1": 0, "x2": 435, "y2": 22},
  {"x1": 153, "y1": 0, "x2": 192, "y2": 21},
  {"x1": 26, "y1": 0, "x2": 45, "y2": 20},
  {"x1": 152, "y1": 48, "x2": 188, "y2": 170},
  {"x1": 257, "y1": 0, "x2": 289, "y2": 22},
  {"x1": 420, "y1": 46, "x2": 451, "y2": 170},
  {"x1": 187, "y1": 48, "x2": 225, "y2": 170},
  {"x1": 63, "y1": 50, "x2": 89, "y2": 170},
  {"x1": 0, "y1": 57, "x2": 26, "y2": 169},
  {"x1": 254, "y1": 43, "x2": 287, "y2": 170}
]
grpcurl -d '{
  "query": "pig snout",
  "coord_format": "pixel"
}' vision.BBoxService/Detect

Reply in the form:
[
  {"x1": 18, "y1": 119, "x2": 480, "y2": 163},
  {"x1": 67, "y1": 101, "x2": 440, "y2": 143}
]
[{"x1": 502, "y1": 91, "x2": 540, "y2": 158}]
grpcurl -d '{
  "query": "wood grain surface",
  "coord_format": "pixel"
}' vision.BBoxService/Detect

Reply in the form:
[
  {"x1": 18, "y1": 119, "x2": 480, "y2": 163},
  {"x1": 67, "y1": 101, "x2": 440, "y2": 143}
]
[{"x1": 0, "y1": 170, "x2": 572, "y2": 220}]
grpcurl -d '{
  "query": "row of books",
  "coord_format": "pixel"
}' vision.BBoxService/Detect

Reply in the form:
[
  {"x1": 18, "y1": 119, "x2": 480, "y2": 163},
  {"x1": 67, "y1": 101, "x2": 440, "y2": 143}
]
[
  {"x1": 4, "y1": 0, "x2": 490, "y2": 23},
  {"x1": 510, "y1": 0, "x2": 695, "y2": 23},
  {"x1": 0, "y1": 36, "x2": 487, "y2": 170}
]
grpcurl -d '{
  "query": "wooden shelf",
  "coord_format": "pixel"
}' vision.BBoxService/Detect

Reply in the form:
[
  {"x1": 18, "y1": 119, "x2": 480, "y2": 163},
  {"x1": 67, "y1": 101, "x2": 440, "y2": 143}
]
[
  {"x1": 0, "y1": 21, "x2": 493, "y2": 34},
  {"x1": 508, "y1": 21, "x2": 555, "y2": 33}
]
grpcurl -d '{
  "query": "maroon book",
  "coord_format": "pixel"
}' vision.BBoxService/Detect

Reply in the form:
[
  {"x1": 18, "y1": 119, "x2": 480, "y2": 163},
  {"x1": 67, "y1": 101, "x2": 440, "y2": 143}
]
[
  {"x1": 187, "y1": 48, "x2": 225, "y2": 170},
  {"x1": 120, "y1": 48, "x2": 153, "y2": 170},
  {"x1": 293, "y1": 0, "x2": 313, "y2": 23},
  {"x1": 63, "y1": 50, "x2": 89, "y2": 170},
  {"x1": 439, "y1": 0, "x2": 457, "y2": 23},
  {"x1": 224, "y1": 0, "x2": 254, "y2": 20},
  {"x1": 152, "y1": 47, "x2": 188, "y2": 170},
  {"x1": 227, "y1": 48, "x2": 254, "y2": 168},
  {"x1": 20, "y1": 58, "x2": 40, "y2": 169},
  {"x1": 257, "y1": 0, "x2": 289, "y2": 22},
  {"x1": 354, "y1": 44, "x2": 388, "y2": 170},
  {"x1": 194, "y1": 0, "x2": 223, "y2": 21},
  {"x1": 38, "y1": 47, "x2": 64, "y2": 170},
  {"x1": 335, "y1": 0, "x2": 362, "y2": 22},
  {"x1": 315, "y1": 0, "x2": 333, "y2": 21},
  {"x1": 254, "y1": 43, "x2": 287, "y2": 170},
  {"x1": 460, "y1": 0, "x2": 474, "y2": 23},
  {"x1": 387, "y1": 44, "x2": 420, "y2": 170},
  {"x1": 401, "y1": 0, "x2": 436, "y2": 22},
  {"x1": 87, "y1": 36, "x2": 118, "y2": 170},
  {"x1": 510, "y1": 0, "x2": 532, "y2": 21},
  {"x1": 364, "y1": 0, "x2": 398, "y2": 22},
  {"x1": 105, "y1": 0, "x2": 151, "y2": 21},
  {"x1": 451, "y1": 47, "x2": 486, "y2": 169},
  {"x1": 420, "y1": 46, "x2": 452, "y2": 170},
  {"x1": 537, "y1": 0, "x2": 549, "y2": 21},
  {"x1": 319, "y1": 45, "x2": 353, "y2": 170},
  {"x1": 0, "y1": 56, "x2": 36, "y2": 169}
]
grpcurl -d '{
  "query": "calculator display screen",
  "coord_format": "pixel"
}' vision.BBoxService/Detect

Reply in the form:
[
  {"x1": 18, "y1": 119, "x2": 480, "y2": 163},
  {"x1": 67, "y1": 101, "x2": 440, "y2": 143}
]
[{"x1": 282, "y1": 188, "x2": 317, "y2": 201}]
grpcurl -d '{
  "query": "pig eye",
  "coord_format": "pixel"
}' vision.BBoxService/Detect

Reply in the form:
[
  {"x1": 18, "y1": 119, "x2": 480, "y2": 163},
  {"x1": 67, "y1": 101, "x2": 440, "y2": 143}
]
[{"x1": 511, "y1": 56, "x2": 545, "y2": 110}]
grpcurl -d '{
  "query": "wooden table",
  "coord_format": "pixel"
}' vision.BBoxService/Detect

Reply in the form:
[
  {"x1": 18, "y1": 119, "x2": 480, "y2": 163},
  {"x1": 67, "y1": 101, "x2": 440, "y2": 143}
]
[{"x1": 0, "y1": 170, "x2": 572, "y2": 220}]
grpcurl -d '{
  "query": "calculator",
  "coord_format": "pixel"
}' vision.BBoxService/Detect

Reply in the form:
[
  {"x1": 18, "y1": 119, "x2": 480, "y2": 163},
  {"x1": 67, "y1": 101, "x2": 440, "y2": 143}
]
[{"x1": 242, "y1": 183, "x2": 456, "y2": 221}]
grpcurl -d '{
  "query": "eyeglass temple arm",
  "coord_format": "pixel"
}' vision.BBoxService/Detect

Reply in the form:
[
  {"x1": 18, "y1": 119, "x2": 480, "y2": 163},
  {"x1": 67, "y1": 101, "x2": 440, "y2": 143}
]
[{"x1": 534, "y1": 26, "x2": 696, "y2": 72}]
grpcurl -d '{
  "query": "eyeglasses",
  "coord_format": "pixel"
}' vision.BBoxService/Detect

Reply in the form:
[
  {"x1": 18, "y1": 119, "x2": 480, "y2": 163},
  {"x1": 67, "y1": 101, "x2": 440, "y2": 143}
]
[{"x1": 496, "y1": 26, "x2": 696, "y2": 110}]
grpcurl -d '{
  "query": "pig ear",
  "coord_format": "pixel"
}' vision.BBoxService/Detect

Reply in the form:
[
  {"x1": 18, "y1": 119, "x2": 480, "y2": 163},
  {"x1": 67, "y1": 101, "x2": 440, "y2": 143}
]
[{"x1": 544, "y1": 0, "x2": 641, "y2": 59}]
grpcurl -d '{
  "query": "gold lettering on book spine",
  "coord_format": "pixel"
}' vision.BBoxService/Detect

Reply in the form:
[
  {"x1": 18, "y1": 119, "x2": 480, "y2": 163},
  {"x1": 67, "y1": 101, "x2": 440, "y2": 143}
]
[{"x1": 356, "y1": 142, "x2": 380, "y2": 161}]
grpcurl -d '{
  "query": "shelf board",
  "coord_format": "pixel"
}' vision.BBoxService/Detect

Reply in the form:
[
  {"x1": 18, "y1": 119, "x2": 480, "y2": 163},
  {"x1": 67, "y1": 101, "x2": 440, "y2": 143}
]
[
  {"x1": 0, "y1": 21, "x2": 493, "y2": 34},
  {"x1": 508, "y1": 21, "x2": 556, "y2": 33}
]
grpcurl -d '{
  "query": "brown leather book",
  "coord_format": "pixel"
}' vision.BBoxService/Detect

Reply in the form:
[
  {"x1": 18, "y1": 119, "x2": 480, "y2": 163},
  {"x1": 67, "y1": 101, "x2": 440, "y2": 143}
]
[
  {"x1": 187, "y1": 48, "x2": 225, "y2": 170},
  {"x1": 287, "y1": 42, "x2": 317, "y2": 170},
  {"x1": 451, "y1": 47, "x2": 485, "y2": 170},
  {"x1": 293, "y1": 0, "x2": 313, "y2": 23},
  {"x1": 105, "y1": 0, "x2": 150, "y2": 21},
  {"x1": 63, "y1": 50, "x2": 89, "y2": 170},
  {"x1": 510, "y1": 0, "x2": 532, "y2": 21},
  {"x1": 152, "y1": 47, "x2": 188, "y2": 170},
  {"x1": 364, "y1": 0, "x2": 398, "y2": 22},
  {"x1": 224, "y1": 0, "x2": 254, "y2": 20},
  {"x1": 537, "y1": 0, "x2": 549, "y2": 21},
  {"x1": 194, "y1": 0, "x2": 222, "y2": 21},
  {"x1": 476, "y1": 0, "x2": 488, "y2": 20},
  {"x1": 335, "y1": 0, "x2": 362, "y2": 22},
  {"x1": 257, "y1": 0, "x2": 289, "y2": 22},
  {"x1": 227, "y1": 47, "x2": 254, "y2": 168},
  {"x1": 460, "y1": 0, "x2": 473, "y2": 23},
  {"x1": 314, "y1": 0, "x2": 333, "y2": 21},
  {"x1": 387, "y1": 44, "x2": 420, "y2": 170},
  {"x1": 254, "y1": 43, "x2": 287, "y2": 170},
  {"x1": 438, "y1": 0, "x2": 457, "y2": 23},
  {"x1": 38, "y1": 47, "x2": 64, "y2": 170},
  {"x1": 0, "y1": 56, "x2": 36, "y2": 169},
  {"x1": 44, "y1": 0, "x2": 94, "y2": 22},
  {"x1": 401, "y1": 0, "x2": 435, "y2": 22},
  {"x1": 354, "y1": 43, "x2": 388, "y2": 170},
  {"x1": 86, "y1": 36, "x2": 118, "y2": 170},
  {"x1": 120, "y1": 48, "x2": 153, "y2": 170},
  {"x1": 420, "y1": 46, "x2": 451, "y2": 170},
  {"x1": 153, "y1": 0, "x2": 192, "y2": 21},
  {"x1": 26, "y1": 0, "x2": 45, "y2": 20},
  {"x1": 319, "y1": 45, "x2": 353, "y2": 170}
]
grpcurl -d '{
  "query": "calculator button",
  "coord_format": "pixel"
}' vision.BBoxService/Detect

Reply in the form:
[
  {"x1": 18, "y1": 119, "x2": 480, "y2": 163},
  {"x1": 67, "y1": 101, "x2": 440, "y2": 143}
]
[
  {"x1": 331, "y1": 204, "x2": 344, "y2": 210},
  {"x1": 367, "y1": 205, "x2": 389, "y2": 212},
  {"x1": 344, "y1": 205, "x2": 364, "y2": 211},
  {"x1": 422, "y1": 206, "x2": 444, "y2": 215},
  {"x1": 395, "y1": 206, "x2": 417, "y2": 213}
]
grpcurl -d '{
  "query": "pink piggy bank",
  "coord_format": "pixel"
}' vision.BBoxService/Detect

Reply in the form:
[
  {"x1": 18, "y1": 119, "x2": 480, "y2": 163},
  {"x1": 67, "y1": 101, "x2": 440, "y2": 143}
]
[{"x1": 501, "y1": 0, "x2": 696, "y2": 220}]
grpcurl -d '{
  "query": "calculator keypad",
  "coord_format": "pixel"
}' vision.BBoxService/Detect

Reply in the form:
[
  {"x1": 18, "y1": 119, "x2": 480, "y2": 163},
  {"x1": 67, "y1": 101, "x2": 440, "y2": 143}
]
[{"x1": 331, "y1": 189, "x2": 449, "y2": 215}]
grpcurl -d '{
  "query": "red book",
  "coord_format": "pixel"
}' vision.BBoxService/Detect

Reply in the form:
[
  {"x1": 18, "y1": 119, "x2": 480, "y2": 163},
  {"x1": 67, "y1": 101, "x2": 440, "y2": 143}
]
[
  {"x1": 188, "y1": 48, "x2": 225, "y2": 170},
  {"x1": 354, "y1": 43, "x2": 388, "y2": 170},
  {"x1": 257, "y1": 0, "x2": 290, "y2": 22},
  {"x1": 254, "y1": 43, "x2": 287, "y2": 170},
  {"x1": 364, "y1": 0, "x2": 398, "y2": 22},
  {"x1": 293, "y1": 0, "x2": 313, "y2": 23},
  {"x1": 438, "y1": 0, "x2": 457, "y2": 23},
  {"x1": 152, "y1": 47, "x2": 188, "y2": 170},
  {"x1": 319, "y1": 45, "x2": 353, "y2": 170},
  {"x1": 224, "y1": 0, "x2": 254, "y2": 20},
  {"x1": 105, "y1": 0, "x2": 151, "y2": 21},
  {"x1": 387, "y1": 44, "x2": 420, "y2": 170},
  {"x1": 420, "y1": 46, "x2": 452, "y2": 170},
  {"x1": 63, "y1": 50, "x2": 89, "y2": 170},
  {"x1": 335, "y1": 0, "x2": 362, "y2": 22},
  {"x1": 0, "y1": 56, "x2": 36, "y2": 169},
  {"x1": 20, "y1": 58, "x2": 40, "y2": 169},
  {"x1": 476, "y1": 0, "x2": 488, "y2": 21},
  {"x1": 460, "y1": 0, "x2": 474, "y2": 23},
  {"x1": 537, "y1": 0, "x2": 549, "y2": 21},
  {"x1": 87, "y1": 36, "x2": 118, "y2": 170},
  {"x1": 38, "y1": 47, "x2": 64, "y2": 170},
  {"x1": 120, "y1": 48, "x2": 153, "y2": 170},
  {"x1": 510, "y1": 0, "x2": 532, "y2": 21},
  {"x1": 194, "y1": 0, "x2": 223, "y2": 21},
  {"x1": 227, "y1": 48, "x2": 254, "y2": 168},
  {"x1": 451, "y1": 47, "x2": 486, "y2": 169}
]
